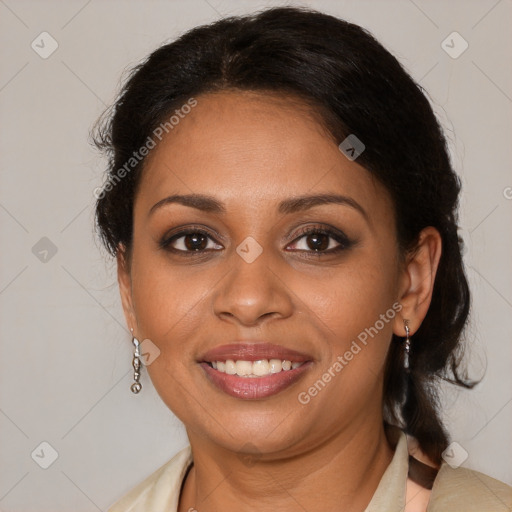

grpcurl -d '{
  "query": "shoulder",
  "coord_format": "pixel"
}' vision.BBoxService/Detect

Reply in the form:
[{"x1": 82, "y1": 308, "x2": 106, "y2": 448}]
[
  {"x1": 428, "y1": 464, "x2": 512, "y2": 512},
  {"x1": 106, "y1": 445, "x2": 193, "y2": 512}
]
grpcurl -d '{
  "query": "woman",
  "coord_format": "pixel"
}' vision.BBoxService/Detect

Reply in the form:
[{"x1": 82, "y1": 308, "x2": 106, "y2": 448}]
[{"x1": 93, "y1": 6, "x2": 512, "y2": 512}]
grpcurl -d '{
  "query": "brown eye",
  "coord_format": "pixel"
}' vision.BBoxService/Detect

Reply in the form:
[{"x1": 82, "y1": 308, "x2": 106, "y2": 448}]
[
  {"x1": 182, "y1": 233, "x2": 208, "y2": 251},
  {"x1": 160, "y1": 228, "x2": 223, "y2": 253},
  {"x1": 287, "y1": 227, "x2": 352, "y2": 254},
  {"x1": 304, "y1": 232, "x2": 330, "y2": 251}
]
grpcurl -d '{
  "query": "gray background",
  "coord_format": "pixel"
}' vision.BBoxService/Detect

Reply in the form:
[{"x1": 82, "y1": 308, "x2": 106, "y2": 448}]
[{"x1": 0, "y1": 0, "x2": 511, "y2": 510}]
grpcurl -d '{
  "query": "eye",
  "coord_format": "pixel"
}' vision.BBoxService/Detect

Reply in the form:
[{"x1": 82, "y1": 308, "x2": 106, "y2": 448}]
[
  {"x1": 286, "y1": 226, "x2": 353, "y2": 254},
  {"x1": 160, "y1": 228, "x2": 223, "y2": 254},
  {"x1": 159, "y1": 225, "x2": 354, "y2": 256}
]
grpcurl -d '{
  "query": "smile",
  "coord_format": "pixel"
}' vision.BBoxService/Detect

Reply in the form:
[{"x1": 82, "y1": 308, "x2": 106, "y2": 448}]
[
  {"x1": 200, "y1": 361, "x2": 312, "y2": 399},
  {"x1": 206, "y1": 359, "x2": 305, "y2": 377},
  {"x1": 198, "y1": 342, "x2": 314, "y2": 399}
]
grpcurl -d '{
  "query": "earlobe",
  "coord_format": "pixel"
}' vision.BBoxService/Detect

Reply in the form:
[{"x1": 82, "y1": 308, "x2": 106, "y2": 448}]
[
  {"x1": 117, "y1": 245, "x2": 137, "y2": 331},
  {"x1": 393, "y1": 227, "x2": 442, "y2": 337}
]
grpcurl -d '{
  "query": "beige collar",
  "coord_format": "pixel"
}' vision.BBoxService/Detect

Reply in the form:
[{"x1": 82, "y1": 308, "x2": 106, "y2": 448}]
[{"x1": 364, "y1": 429, "x2": 410, "y2": 511}]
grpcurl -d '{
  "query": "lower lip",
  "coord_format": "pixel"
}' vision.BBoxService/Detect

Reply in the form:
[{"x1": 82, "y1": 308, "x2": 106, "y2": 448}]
[{"x1": 199, "y1": 362, "x2": 313, "y2": 399}]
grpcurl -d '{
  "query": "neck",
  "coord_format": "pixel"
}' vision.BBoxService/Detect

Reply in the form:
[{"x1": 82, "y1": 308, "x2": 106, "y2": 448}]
[{"x1": 179, "y1": 418, "x2": 394, "y2": 512}]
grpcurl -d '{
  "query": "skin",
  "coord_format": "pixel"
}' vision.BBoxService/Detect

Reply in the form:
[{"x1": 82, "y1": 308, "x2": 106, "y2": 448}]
[{"x1": 117, "y1": 90, "x2": 442, "y2": 512}]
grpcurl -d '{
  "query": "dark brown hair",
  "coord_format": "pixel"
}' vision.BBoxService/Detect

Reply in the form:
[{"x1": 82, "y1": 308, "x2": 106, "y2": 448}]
[{"x1": 93, "y1": 6, "x2": 475, "y2": 469}]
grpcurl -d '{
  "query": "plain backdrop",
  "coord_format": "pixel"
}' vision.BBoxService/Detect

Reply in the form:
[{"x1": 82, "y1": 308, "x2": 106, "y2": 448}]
[{"x1": 0, "y1": 0, "x2": 511, "y2": 510}]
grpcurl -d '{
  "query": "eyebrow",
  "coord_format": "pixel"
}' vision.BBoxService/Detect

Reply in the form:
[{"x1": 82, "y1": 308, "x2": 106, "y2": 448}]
[{"x1": 148, "y1": 193, "x2": 369, "y2": 222}]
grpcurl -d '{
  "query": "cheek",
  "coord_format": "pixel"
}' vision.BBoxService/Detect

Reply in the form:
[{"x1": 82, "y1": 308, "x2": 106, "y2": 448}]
[
  {"x1": 129, "y1": 253, "x2": 211, "y2": 416},
  {"x1": 292, "y1": 253, "x2": 399, "y2": 375},
  {"x1": 129, "y1": 247, "x2": 210, "y2": 360},
  {"x1": 291, "y1": 271, "x2": 398, "y2": 423},
  {"x1": 300, "y1": 260, "x2": 397, "y2": 332}
]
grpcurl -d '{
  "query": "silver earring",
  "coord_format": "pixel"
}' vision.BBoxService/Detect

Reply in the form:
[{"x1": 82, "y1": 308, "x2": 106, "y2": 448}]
[
  {"x1": 130, "y1": 329, "x2": 142, "y2": 394},
  {"x1": 403, "y1": 320, "x2": 411, "y2": 372}
]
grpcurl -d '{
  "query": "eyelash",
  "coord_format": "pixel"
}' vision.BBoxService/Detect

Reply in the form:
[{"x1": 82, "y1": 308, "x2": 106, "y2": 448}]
[{"x1": 159, "y1": 224, "x2": 354, "y2": 257}]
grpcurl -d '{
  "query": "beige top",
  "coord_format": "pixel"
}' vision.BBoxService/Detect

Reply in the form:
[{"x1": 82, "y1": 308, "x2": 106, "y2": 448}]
[{"x1": 107, "y1": 431, "x2": 512, "y2": 512}]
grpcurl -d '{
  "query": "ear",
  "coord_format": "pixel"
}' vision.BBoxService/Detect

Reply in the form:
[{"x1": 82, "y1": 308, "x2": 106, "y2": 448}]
[
  {"x1": 117, "y1": 245, "x2": 137, "y2": 333},
  {"x1": 393, "y1": 226, "x2": 443, "y2": 336}
]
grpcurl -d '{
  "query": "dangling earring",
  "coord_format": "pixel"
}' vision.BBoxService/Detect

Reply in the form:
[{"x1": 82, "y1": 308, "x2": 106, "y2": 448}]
[
  {"x1": 403, "y1": 319, "x2": 411, "y2": 372},
  {"x1": 130, "y1": 328, "x2": 142, "y2": 394}
]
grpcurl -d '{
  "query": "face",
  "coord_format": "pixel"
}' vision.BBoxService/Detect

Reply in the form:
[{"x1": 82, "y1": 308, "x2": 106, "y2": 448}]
[{"x1": 119, "y1": 90, "x2": 408, "y2": 457}]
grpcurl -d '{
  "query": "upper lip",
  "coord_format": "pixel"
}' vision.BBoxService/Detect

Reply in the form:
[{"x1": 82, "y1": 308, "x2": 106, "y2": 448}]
[{"x1": 199, "y1": 342, "x2": 312, "y2": 363}]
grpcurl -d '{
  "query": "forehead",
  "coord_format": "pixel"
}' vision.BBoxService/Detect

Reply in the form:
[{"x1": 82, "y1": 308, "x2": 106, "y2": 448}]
[{"x1": 136, "y1": 91, "x2": 392, "y2": 220}]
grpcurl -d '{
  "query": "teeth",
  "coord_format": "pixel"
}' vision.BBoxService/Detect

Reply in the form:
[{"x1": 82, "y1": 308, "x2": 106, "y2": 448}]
[
  {"x1": 253, "y1": 359, "x2": 269, "y2": 376},
  {"x1": 235, "y1": 360, "x2": 252, "y2": 376},
  {"x1": 225, "y1": 360, "x2": 236, "y2": 375},
  {"x1": 209, "y1": 359, "x2": 305, "y2": 377}
]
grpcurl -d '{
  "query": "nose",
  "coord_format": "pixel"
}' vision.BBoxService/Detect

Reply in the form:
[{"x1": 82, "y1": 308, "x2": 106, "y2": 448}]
[{"x1": 212, "y1": 245, "x2": 294, "y2": 327}]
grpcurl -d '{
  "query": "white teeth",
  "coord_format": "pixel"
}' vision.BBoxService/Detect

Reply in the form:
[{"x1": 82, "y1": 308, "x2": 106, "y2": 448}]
[
  {"x1": 269, "y1": 359, "x2": 282, "y2": 373},
  {"x1": 225, "y1": 360, "x2": 236, "y2": 375},
  {"x1": 253, "y1": 359, "x2": 270, "y2": 376},
  {"x1": 235, "y1": 360, "x2": 252, "y2": 376},
  {"x1": 210, "y1": 359, "x2": 305, "y2": 377}
]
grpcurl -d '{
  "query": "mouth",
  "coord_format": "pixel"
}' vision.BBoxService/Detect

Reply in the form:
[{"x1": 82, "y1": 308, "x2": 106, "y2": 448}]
[
  {"x1": 198, "y1": 342, "x2": 313, "y2": 399},
  {"x1": 204, "y1": 358, "x2": 306, "y2": 376}
]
